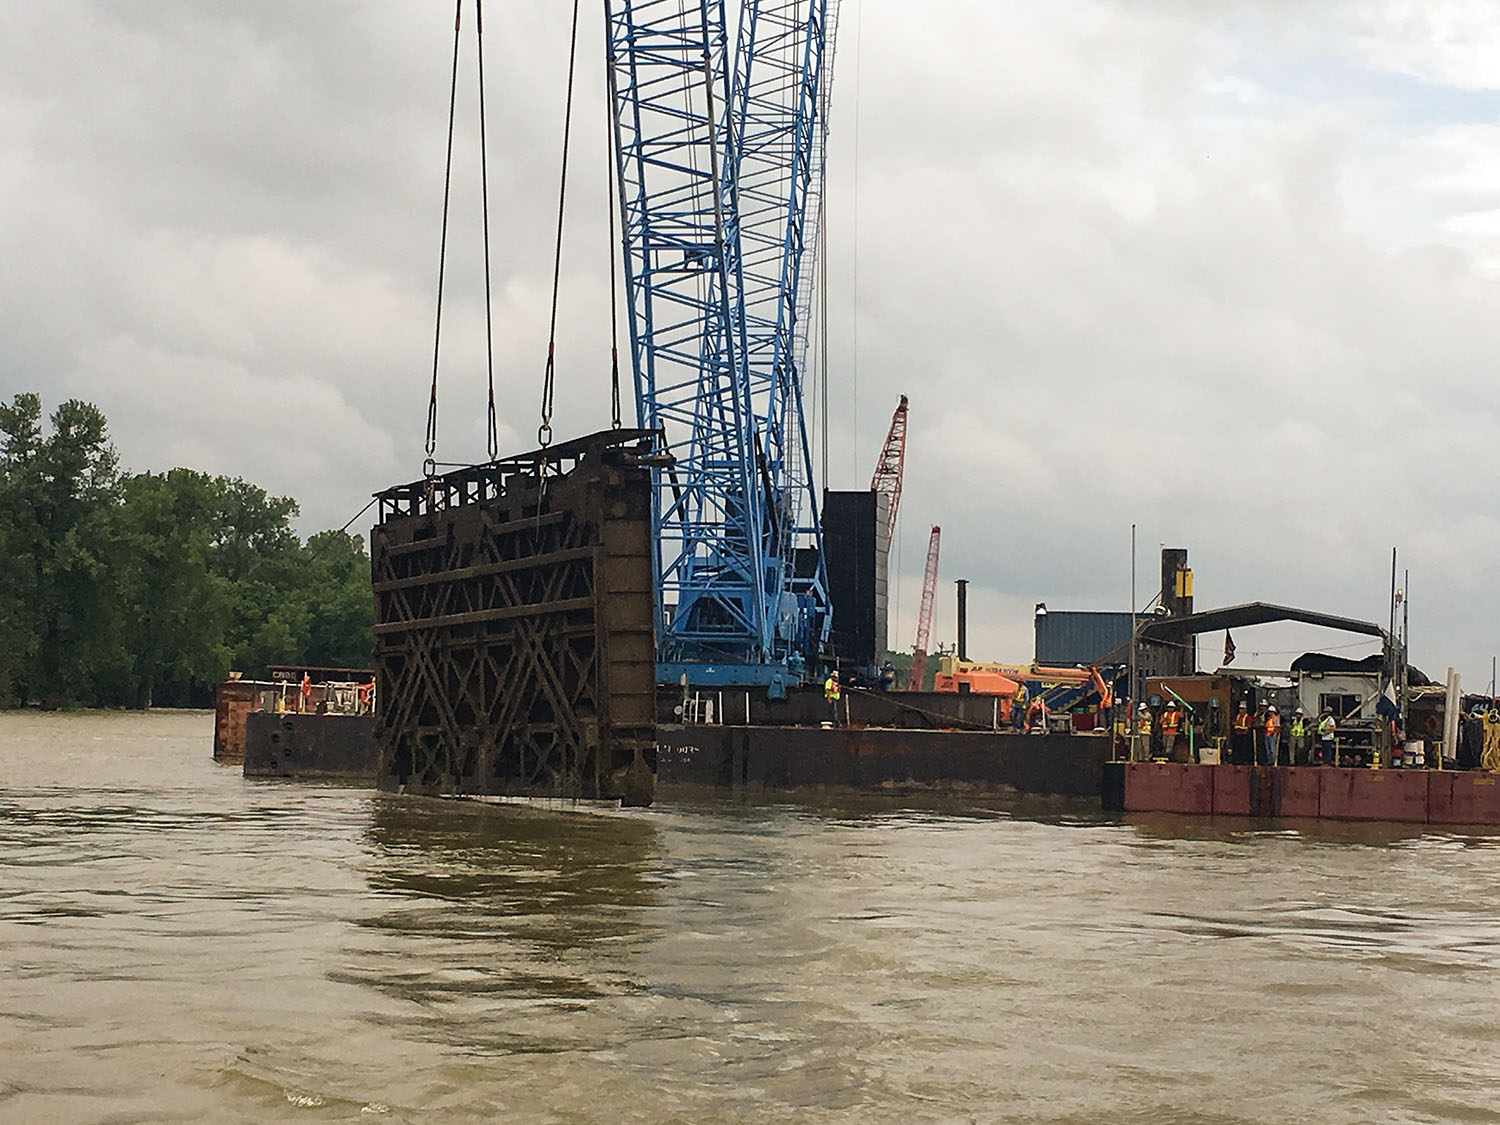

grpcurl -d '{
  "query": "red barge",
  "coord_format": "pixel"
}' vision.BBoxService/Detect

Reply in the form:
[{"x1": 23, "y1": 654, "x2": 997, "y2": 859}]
[{"x1": 1103, "y1": 761, "x2": 1500, "y2": 824}]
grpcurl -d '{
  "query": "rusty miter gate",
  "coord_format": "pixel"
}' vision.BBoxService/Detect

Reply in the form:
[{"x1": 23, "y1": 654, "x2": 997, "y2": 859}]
[{"x1": 371, "y1": 430, "x2": 660, "y2": 806}]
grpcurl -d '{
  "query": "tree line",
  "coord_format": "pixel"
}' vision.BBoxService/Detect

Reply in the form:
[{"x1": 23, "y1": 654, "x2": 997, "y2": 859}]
[{"x1": 0, "y1": 393, "x2": 373, "y2": 709}]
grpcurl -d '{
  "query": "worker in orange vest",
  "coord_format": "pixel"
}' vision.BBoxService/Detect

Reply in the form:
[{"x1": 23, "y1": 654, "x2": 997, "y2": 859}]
[
  {"x1": 1263, "y1": 704, "x2": 1282, "y2": 765},
  {"x1": 1231, "y1": 700, "x2": 1254, "y2": 765},
  {"x1": 1160, "y1": 701, "x2": 1183, "y2": 762}
]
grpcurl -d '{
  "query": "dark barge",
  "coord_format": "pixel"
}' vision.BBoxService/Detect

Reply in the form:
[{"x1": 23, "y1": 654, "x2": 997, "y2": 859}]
[{"x1": 658, "y1": 724, "x2": 1108, "y2": 797}]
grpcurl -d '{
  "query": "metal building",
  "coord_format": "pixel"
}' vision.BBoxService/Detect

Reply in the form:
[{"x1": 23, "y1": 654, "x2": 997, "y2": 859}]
[
  {"x1": 822, "y1": 489, "x2": 890, "y2": 671},
  {"x1": 1034, "y1": 610, "x2": 1133, "y2": 667}
]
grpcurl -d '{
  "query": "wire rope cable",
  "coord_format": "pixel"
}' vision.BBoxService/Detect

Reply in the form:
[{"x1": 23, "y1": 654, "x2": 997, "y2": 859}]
[
  {"x1": 539, "y1": 0, "x2": 584, "y2": 449},
  {"x1": 475, "y1": 0, "x2": 499, "y2": 460},
  {"x1": 603, "y1": 11, "x2": 622, "y2": 430},
  {"x1": 425, "y1": 0, "x2": 465, "y2": 478}
]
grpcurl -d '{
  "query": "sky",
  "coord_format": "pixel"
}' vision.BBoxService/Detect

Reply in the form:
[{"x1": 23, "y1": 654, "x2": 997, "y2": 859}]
[{"x1": 4, "y1": 1, "x2": 1500, "y2": 686}]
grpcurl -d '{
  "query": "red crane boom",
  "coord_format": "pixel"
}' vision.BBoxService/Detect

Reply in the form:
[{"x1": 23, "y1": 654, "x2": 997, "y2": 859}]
[
  {"x1": 869, "y1": 394, "x2": 908, "y2": 531},
  {"x1": 906, "y1": 525, "x2": 941, "y2": 691}
]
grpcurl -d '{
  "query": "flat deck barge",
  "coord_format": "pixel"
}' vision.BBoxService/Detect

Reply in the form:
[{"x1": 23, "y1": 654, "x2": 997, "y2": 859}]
[
  {"x1": 1104, "y1": 761, "x2": 1500, "y2": 824},
  {"x1": 658, "y1": 725, "x2": 1109, "y2": 797}
]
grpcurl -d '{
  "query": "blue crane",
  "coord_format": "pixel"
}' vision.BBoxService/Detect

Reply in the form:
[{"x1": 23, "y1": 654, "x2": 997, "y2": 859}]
[{"x1": 606, "y1": 0, "x2": 838, "y2": 693}]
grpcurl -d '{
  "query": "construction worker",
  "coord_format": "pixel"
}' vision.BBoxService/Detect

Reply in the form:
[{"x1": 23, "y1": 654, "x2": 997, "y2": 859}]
[
  {"x1": 1010, "y1": 681, "x2": 1027, "y2": 731},
  {"x1": 1161, "y1": 701, "x2": 1183, "y2": 762},
  {"x1": 1231, "y1": 701, "x2": 1254, "y2": 765},
  {"x1": 1135, "y1": 703, "x2": 1154, "y2": 761},
  {"x1": 1026, "y1": 694, "x2": 1049, "y2": 734},
  {"x1": 1289, "y1": 707, "x2": 1307, "y2": 765},
  {"x1": 824, "y1": 669, "x2": 842, "y2": 726},
  {"x1": 1316, "y1": 707, "x2": 1337, "y2": 765},
  {"x1": 1264, "y1": 704, "x2": 1282, "y2": 766},
  {"x1": 1482, "y1": 707, "x2": 1500, "y2": 772}
]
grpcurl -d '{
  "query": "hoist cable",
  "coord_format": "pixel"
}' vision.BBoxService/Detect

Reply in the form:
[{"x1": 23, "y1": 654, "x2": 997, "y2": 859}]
[
  {"x1": 425, "y1": 0, "x2": 464, "y2": 477},
  {"x1": 476, "y1": 0, "x2": 499, "y2": 461},
  {"x1": 603, "y1": 13, "x2": 622, "y2": 430},
  {"x1": 539, "y1": 0, "x2": 583, "y2": 449}
]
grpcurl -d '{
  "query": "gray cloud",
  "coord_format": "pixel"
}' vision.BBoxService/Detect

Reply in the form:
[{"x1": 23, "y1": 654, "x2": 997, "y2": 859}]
[{"x1": 4, "y1": 0, "x2": 1499, "y2": 682}]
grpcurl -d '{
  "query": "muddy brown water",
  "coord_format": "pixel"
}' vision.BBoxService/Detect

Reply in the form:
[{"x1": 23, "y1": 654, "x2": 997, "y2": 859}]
[{"x1": 2, "y1": 710, "x2": 1499, "y2": 1123}]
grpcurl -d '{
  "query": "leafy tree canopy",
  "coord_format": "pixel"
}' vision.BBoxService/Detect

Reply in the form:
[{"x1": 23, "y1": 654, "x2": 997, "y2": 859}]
[{"x1": 0, "y1": 394, "x2": 373, "y2": 709}]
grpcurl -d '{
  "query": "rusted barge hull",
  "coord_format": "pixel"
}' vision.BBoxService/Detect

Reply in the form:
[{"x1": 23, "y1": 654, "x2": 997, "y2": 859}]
[
  {"x1": 236, "y1": 719, "x2": 1115, "y2": 798},
  {"x1": 1103, "y1": 761, "x2": 1500, "y2": 824},
  {"x1": 658, "y1": 726, "x2": 1112, "y2": 797}
]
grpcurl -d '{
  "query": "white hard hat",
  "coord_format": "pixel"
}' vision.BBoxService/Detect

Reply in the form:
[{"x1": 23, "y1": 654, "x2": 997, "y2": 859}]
[
  {"x1": 1138, "y1": 703, "x2": 1148, "y2": 711},
  {"x1": 1269, "y1": 705, "x2": 1277, "y2": 712}
]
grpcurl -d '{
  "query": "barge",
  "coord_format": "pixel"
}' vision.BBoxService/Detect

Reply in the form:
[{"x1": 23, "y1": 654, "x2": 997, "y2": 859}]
[
  {"x1": 1103, "y1": 761, "x2": 1500, "y2": 824},
  {"x1": 659, "y1": 724, "x2": 1108, "y2": 797}
]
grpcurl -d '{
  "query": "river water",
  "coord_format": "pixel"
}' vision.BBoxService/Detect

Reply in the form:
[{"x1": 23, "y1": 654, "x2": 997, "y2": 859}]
[{"x1": 2, "y1": 710, "x2": 1499, "y2": 1123}]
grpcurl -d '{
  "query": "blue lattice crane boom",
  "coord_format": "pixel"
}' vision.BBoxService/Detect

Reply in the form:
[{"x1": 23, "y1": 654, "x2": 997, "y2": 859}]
[
  {"x1": 729, "y1": 0, "x2": 833, "y2": 677},
  {"x1": 606, "y1": 0, "x2": 839, "y2": 691},
  {"x1": 605, "y1": 0, "x2": 762, "y2": 673}
]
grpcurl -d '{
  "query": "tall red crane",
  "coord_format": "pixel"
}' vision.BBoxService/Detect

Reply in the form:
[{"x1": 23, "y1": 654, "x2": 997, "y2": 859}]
[
  {"x1": 906, "y1": 525, "x2": 941, "y2": 691},
  {"x1": 869, "y1": 394, "x2": 908, "y2": 532}
]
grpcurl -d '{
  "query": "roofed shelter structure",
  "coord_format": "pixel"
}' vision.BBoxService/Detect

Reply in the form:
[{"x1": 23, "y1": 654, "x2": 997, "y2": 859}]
[{"x1": 1136, "y1": 601, "x2": 1390, "y2": 678}]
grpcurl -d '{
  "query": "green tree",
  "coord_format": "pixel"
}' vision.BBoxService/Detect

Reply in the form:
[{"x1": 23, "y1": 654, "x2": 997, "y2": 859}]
[
  {"x1": 300, "y1": 530, "x2": 374, "y2": 670},
  {"x1": 0, "y1": 392, "x2": 375, "y2": 707},
  {"x1": 113, "y1": 470, "x2": 233, "y2": 707},
  {"x1": 0, "y1": 394, "x2": 123, "y2": 706},
  {"x1": 208, "y1": 478, "x2": 309, "y2": 678},
  {"x1": 0, "y1": 394, "x2": 44, "y2": 703}
]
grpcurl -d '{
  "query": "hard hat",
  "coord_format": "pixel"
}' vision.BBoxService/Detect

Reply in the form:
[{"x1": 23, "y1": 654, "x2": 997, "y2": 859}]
[
  {"x1": 1268, "y1": 704, "x2": 1277, "y2": 712},
  {"x1": 830, "y1": 670, "x2": 839, "y2": 678},
  {"x1": 1238, "y1": 701, "x2": 1247, "y2": 709},
  {"x1": 1167, "y1": 700, "x2": 1178, "y2": 707},
  {"x1": 1138, "y1": 703, "x2": 1148, "y2": 711},
  {"x1": 1295, "y1": 706, "x2": 1304, "y2": 714},
  {"x1": 1321, "y1": 706, "x2": 1332, "y2": 714}
]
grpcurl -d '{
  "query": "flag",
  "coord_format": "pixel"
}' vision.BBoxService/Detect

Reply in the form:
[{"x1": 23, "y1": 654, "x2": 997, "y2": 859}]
[
  {"x1": 1223, "y1": 631, "x2": 1236, "y2": 666},
  {"x1": 1377, "y1": 679, "x2": 1400, "y2": 718}
]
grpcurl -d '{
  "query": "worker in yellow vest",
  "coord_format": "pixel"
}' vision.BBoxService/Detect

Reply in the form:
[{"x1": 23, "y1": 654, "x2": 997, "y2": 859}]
[
  {"x1": 824, "y1": 670, "x2": 842, "y2": 726},
  {"x1": 1289, "y1": 707, "x2": 1307, "y2": 765},
  {"x1": 1316, "y1": 708, "x2": 1337, "y2": 764},
  {"x1": 1135, "y1": 703, "x2": 1154, "y2": 761}
]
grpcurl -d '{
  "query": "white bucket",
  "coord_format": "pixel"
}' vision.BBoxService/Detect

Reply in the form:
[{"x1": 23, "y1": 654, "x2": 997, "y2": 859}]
[{"x1": 1198, "y1": 745, "x2": 1221, "y2": 765}]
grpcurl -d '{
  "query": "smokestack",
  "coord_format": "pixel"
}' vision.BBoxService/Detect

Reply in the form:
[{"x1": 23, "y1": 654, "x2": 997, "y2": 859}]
[{"x1": 956, "y1": 579, "x2": 969, "y2": 661}]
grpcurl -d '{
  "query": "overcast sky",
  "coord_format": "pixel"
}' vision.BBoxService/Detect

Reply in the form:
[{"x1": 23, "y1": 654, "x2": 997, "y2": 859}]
[{"x1": 4, "y1": 1, "x2": 1500, "y2": 684}]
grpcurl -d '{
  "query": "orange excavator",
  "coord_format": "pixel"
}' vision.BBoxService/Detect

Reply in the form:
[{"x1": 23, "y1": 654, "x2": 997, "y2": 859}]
[{"x1": 932, "y1": 657, "x2": 1114, "y2": 721}]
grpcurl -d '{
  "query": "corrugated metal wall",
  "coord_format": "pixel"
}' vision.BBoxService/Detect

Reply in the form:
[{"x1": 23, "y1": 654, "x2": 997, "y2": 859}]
[{"x1": 1035, "y1": 611, "x2": 1133, "y2": 666}]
